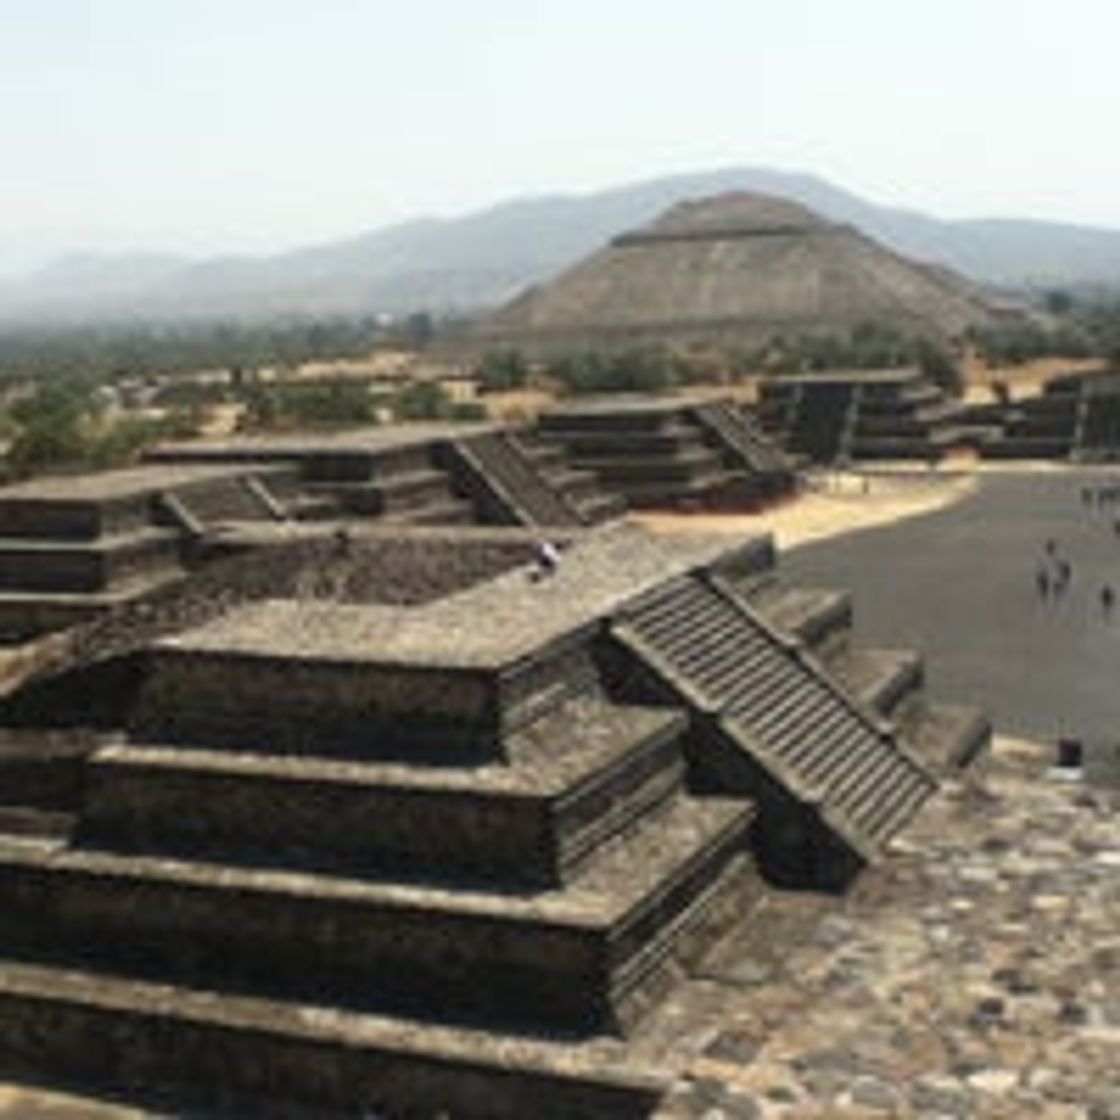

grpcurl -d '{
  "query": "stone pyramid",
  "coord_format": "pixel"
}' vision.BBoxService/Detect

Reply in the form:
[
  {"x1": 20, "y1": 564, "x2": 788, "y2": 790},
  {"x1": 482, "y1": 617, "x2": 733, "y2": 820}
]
[{"x1": 473, "y1": 192, "x2": 1010, "y2": 357}]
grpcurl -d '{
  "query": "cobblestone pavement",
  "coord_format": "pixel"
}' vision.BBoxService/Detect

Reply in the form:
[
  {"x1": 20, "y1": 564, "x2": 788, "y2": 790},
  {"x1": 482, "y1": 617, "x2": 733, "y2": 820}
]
[{"x1": 663, "y1": 737, "x2": 1120, "y2": 1119}]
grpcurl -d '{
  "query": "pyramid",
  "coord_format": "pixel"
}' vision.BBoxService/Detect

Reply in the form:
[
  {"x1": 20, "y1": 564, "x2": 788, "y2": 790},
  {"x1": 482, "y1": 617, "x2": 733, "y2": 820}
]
[{"x1": 472, "y1": 192, "x2": 1011, "y2": 357}]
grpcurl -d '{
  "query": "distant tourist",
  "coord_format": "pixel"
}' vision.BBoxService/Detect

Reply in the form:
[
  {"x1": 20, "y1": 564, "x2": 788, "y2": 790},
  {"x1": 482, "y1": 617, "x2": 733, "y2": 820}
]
[
  {"x1": 1036, "y1": 566, "x2": 1050, "y2": 599},
  {"x1": 1056, "y1": 558, "x2": 1073, "y2": 593},
  {"x1": 532, "y1": 539, "x2": 562, "y2": 580},
  {"x1": 1101, "y1": 584, "x2": 1115, "y2": 616}
]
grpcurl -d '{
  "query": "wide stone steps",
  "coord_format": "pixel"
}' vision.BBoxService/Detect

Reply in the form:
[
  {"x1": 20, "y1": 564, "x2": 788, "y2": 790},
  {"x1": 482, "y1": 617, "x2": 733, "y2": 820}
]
[
  {"x1": 828, "y1": 647, "x2": 924, "y2": 717},
  {"x1": 0, "y1": 732, "x2": 91, "y2": 814},
  {"x1": 0, "y1": 528, "x2": 181, "y2": 594},
  {"x1": 748, "y1": 584, "x2": 853, "y2": 653},
  {"x1": 616, "y1": 576, "x2": 937, "y2": 859},
  {"x1": 0, "y1": 796, "x2": 751, "y2": 1035},
  {"x1": 382, "y1": 497, "x2": 476, "y2": 526},
  {"x1": 896, "y1": 699, "x2": 992, "y2": 775},
  {"x1": 0, "y1": 568, "x2": 187, "y2": 644},
  {"x1": 80, "y1": 703, "x2": 688, "y2": 889},
  {"x1": 0, "y1": 960, "x2": 668, "y2": 1119},
  {"x1": 308, "y1": 469, "x2": 457, "y2": 517}
]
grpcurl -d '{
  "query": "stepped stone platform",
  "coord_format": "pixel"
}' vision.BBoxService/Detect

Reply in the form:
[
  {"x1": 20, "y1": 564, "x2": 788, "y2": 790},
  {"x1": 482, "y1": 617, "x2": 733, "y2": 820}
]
[
  {"x1": 757, "y1": 369, "x2": 975, "y2": 464},
  {"x1": 0, "y1": 463, "x2": 296, "y2": 642},
  {"x1": 0, "y1": 522, "x2": 988, "y2": 1116},
  {"x1": 536, "y1": 395, "x2": 794, "y2": 510},
  {"x1": 981, "y1": 368, "x2": 1120, "y2": 461},
  {"x1": 150, "y1": 421, "x2": 624, "y2": 530}
]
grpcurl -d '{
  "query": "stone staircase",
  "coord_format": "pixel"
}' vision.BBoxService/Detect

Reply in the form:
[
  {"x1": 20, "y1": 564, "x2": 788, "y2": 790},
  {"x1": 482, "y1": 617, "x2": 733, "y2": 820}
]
[
  {"x1": 613, "y1": 574, "x2": 938, "y2": 885},
  {"x1": 747, "y1": 576, "x2": 990, "y2": 777},
  {"x1": 689, "y1": 400, "x2": 795, "y2": 498},
  {"x1": 446, "y1": 429, "x2": 624, "y2": 528}
]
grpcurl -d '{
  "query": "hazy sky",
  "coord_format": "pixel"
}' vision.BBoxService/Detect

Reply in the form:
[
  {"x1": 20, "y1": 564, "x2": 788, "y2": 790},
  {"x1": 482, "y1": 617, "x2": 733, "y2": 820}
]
[{"x1": 2, "y1": 0, "x2": 1119, "y2": 273}]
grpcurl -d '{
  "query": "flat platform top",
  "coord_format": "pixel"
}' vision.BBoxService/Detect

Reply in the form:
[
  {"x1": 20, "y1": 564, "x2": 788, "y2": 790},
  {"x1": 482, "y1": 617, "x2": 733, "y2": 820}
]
[
  {"x1": 543, "y1": 393, "x2": 729, "y2": 418},
  {"x1": 764, "y1": 368, "x2": 923, "y2": 387},
  {"x1": 151, "y1": 422, "x2": 496, "y2": 460},
  {"x1": 162, "y1": 523, "x2": 765, "y2": 668},
  {"x1": 0, "y1": 462, "x2": 285, "y2": 502}
]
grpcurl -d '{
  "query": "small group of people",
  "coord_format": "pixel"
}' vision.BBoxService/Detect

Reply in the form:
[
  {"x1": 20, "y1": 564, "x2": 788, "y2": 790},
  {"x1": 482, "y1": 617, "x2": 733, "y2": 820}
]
[
  {"x1": 1034, "y1": 536, "x2": 1115, "y2": 616},
  {"x1": 1081, "y1": 484, "x2": 1120, "y2": 509}
]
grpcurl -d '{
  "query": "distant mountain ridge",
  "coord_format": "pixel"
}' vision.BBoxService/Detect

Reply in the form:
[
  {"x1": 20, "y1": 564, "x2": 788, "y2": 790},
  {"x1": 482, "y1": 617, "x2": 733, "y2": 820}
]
[{"x1": 3, "y1": 167, "x2": 1120, "y2": 326}]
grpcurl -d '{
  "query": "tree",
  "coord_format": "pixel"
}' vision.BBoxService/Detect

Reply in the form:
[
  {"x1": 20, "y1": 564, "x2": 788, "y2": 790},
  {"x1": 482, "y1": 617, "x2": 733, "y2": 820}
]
[
  {"x1": 475, "y1": 350, "x2": 530, "y2": 393},
  {"x1": 394, "y1": 381, "x2": 450, "y2": 421}
]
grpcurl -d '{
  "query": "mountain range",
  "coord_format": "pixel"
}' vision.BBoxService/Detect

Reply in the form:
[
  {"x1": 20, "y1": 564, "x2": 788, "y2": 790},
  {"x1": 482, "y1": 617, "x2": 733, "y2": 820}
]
[{"x1": 3, "y1": 168, "x2": 1120, "y2": 327}]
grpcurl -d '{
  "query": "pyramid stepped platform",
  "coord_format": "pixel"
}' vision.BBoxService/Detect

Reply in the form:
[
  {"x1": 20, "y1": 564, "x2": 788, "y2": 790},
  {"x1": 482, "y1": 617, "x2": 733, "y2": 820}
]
[
  {"x1": 0, "y1": 464, "x2": 293, "y2": 642},
  {"x1": 0, "y1": 525, "x2": 989, "y2": 1115},
  {"x1": 757, "y1": 369, "x2": 975, "y2": 463},
  {"x1": 980, "y1": 369, "x2": 1120, "y2": 461},
  {"x1": 982, "y1": 383, "x2": 1078, "y2": 459},
  {"x1": 149, "y1": 423, "x2": 625, "y2": 529},
  {"x1": 0, "y1": 529, "x2": 774, "y2": 1116},
  {"x1": 298, "y1": 442, "x2": 476, "y2": 526},
  {"x1": 536, "y1": 396, "x2": 793, "y2": 510}
]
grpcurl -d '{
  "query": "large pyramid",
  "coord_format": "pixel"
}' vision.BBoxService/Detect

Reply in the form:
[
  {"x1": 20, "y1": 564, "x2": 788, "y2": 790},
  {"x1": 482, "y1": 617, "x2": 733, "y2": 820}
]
[{"x1": 472, "y1": 192, "x2": 1014, "y2": 357}]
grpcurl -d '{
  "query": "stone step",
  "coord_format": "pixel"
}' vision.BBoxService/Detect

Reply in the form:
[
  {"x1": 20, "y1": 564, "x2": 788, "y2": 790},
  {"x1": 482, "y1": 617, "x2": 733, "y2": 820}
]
[
  {"x1": 897, "y1": 700, "x2": 991, "y2": 775},
  {"x1": 0, "y1": 806, "x2": 73, "y2": 840},
  {"x1": 129, "y1": 598, "x2": 604, "y2": 761},
  {"x1": 309, "y1": 470, "x2": 456, "y2": 516},
  {"x1": 0, "y1": 731, "x2": 93, "y2": 810},
  {"x1": 565, "y1": 447, "x2": 727, "y2": 482},
  {"x1": 574, "y1": 490, "x2": 628, "y2": 524},
  {"x1": 0, "y1": 495, "x2": 151, "y2": 542},
  {"x1": 0, "y1": 528, "x2": 181, "y2": 594},
  {"x1": 0, "y1": 797, "x2": 753, "y2": 1034},
  {"x1": 828, "y1": 647, "x2": 924, "y2": 717},
  {"x1": 382, "y1": 497, "x2": 476, "y2": 527},
  {"x1": 0, "y1": 960, "x2": 667, "y2": 1119},
  {"x1": 749, "y1": 584, "x2": 853, "y2": 654},
  {"x1": 0, "y1": 568, "x2": 187, "y2": 643},
  {"x1": 81, "y1": 703, "x2": 688, "y2": 889}
]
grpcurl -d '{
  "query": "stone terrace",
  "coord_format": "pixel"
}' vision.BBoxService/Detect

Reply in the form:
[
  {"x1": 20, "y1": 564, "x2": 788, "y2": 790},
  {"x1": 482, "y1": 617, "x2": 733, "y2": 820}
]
[{"x1": 0, "y1": 523, "x2": 989, "y2": 1116}]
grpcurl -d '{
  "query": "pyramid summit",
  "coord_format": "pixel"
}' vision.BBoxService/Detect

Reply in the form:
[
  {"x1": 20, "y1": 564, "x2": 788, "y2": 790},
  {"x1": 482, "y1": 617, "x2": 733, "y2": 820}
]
[{"x1": 472, "y1": 191, "x2": 1019, "y2": 357}]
